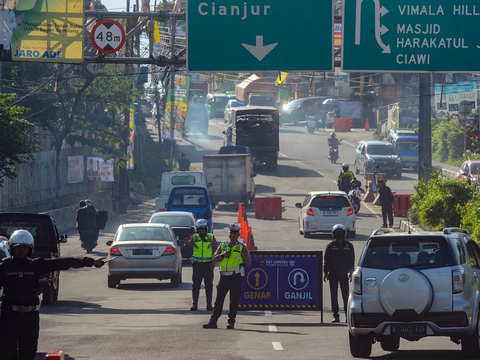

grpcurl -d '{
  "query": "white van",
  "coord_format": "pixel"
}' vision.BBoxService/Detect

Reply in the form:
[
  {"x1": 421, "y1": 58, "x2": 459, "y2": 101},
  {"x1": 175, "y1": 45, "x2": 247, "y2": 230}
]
[{"x1": 155, "y1": 171, "x2": 207, "y2": 212}]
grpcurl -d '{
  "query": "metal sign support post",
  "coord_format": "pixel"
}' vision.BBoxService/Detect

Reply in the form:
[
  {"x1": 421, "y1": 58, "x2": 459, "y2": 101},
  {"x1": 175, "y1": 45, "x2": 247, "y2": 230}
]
[
  {"x1": 418, "y1": 73, "x2": 432, "y2": 182},
  {"x1": 168, "y1": 18, "x2": 177, "y2": 171}
]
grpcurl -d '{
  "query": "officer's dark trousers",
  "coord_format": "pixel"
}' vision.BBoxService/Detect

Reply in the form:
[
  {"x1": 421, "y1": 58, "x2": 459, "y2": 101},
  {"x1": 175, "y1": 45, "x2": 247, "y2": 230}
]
[
  {"x1": 210, "y1": 273, "x2": 243, "y2": 325},
  {"x1": 329, "y1": 272, "x2": 349, "y2": 317},
  {"x1": 0, "y1": 308, "x2": 40, "y2": 360},
  {"x1": 192, "y1": 262, "x2": 214, "y2": 305},
  {"x1": 381, "y1": 204, "x2": 394, "y2": 226}
]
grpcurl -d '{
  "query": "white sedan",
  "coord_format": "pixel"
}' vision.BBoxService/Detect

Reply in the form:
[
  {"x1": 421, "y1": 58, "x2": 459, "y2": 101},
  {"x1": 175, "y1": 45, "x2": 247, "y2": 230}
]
[{"x1": 295, "y1": 191, "x2": 356, "y2": 238}]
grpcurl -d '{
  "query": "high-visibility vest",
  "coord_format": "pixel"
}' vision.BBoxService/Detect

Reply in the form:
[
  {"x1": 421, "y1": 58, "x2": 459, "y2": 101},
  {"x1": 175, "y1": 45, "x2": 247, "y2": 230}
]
[
  {"x1": 192, "y1": 233, "x2": 214, "y2": 262},
  {"x1": 219, "y1": 241, "x2": 245, "y2": 272}
]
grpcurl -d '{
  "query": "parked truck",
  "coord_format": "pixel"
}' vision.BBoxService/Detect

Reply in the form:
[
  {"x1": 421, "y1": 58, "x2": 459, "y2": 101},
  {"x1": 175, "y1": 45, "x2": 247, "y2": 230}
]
[
  {"x1": 203, "y1": 153, "x2": 256, "y2": 207},
  {"x1": 235, "y1": 74, "x2": 278, "y2": 107}
]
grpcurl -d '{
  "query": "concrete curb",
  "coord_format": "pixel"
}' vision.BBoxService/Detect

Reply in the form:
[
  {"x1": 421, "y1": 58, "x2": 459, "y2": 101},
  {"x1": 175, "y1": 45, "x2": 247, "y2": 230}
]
[
  {"x1": 399, "y1": 219, "x2": 423, "y2": 233},
  {"x1": 432, "y1": 165, "x2": 457, "y2": 180}
]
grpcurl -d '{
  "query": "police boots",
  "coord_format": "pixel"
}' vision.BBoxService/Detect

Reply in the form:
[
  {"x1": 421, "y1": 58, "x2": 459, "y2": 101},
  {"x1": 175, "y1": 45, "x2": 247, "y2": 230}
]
[
  {"x1": 191, "y1": 289, "x2": 200, "y2": 311},
  {"x1": 206, "y1": 287, "x2": 213, "y2": 311}
]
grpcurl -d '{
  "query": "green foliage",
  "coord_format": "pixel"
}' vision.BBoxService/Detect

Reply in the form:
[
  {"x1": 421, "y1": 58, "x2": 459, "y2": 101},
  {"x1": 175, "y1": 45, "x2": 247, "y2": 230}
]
[
  {"x1": 409, "y1": 171, "x2": 475, "y2": 229},
  {"x1": 458, "y1": 195, "x2": 480, "y2": 242},
  {"x1": 0, "y1": 94, "x2": 36, "y2": 186},
  {"x1": 432, "y1": 119, "x2": 466, "y2": 162},
  {"x1": 432, "y1": 121, "x2": 449, "y2": 162}
]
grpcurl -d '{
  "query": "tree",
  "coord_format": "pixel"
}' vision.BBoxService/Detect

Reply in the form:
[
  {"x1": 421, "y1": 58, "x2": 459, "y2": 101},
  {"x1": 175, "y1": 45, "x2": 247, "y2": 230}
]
[{"x1": 0, "y1": 94, "x2": 36, "y2": 186}]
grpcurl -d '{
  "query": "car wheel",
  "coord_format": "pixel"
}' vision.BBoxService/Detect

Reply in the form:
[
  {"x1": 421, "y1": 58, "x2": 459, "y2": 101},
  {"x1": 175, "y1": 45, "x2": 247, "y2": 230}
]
[
  {"x1": 171, "y1": 271, "x2": 181, "y2": 288},
  {"x1": 380, "y1": 337, "x2": 400, "y2": 352},
  {"x1": 349, "y1": 332, "x2": 372, "y2": 358},
  {"x1": 108, "y1": 275, "x2": 120, "y2": 289},
  {"x1": 461, "y1": 310, "x2": 480, "y2": 357},
  {"x1": 42, "y1": 283, "x2": 54, "y2": 305},
  {"x1": 347, "y1": 230, "x2": 356, "y2": 238}
]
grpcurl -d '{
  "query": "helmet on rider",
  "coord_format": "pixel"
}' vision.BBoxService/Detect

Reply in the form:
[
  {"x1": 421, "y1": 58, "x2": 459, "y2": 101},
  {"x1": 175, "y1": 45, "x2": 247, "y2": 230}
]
[
  {"x1": 342, "y1": 163, "x2": 349, "y2": 172},
  {"x1": 330, "y1": 132, "x2": 336, "y2": 139},
  {"x1": 332, "y1": 224, "x2": 347, "y2": 241},
  {"x1": 196, "y1": 219, "x2": 208, "y2": 231},
  {"x1": 85, "y1": 199, "x2": 93, "y2": 206},
  {"x1": 9, "y1": 229, "x2": 34, "y2": 257}
]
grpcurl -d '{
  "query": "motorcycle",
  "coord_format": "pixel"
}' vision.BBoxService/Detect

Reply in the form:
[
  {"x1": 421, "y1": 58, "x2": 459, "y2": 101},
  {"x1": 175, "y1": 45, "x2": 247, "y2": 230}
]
[
  {"x1": 306, "y1": 115, "x2": 316, "y2": 134},
  {"x1": 327, "y1": 139, "x2": 342, "y2": 163},
  {"x1": 80, "y1": 230, "x2": 97, "y2": 254},
  {"x1": 348, "y1": 189, "x2": 362, "y2": 215}
]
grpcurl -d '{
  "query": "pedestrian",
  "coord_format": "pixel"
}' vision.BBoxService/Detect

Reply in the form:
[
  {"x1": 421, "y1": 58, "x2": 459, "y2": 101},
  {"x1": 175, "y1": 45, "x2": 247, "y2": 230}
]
[
  {"x1": 323, "y1": 224, "x2": 355, "y2": 323},
  {"x1": 0, "y1": 230, "x2": 105, "y2": 360},
  {"x1": 203, "y1": 224, "x2": 251, "y2": 330},
  {"x1": 378, "y1": 179, "x2": 394, "y2": 228},
  {"x1": 184, "y1": 219, "x2": 217, "y2": 311},
  {"x1": 179, "y1": 152, "x2": 190, "y2": 171}
]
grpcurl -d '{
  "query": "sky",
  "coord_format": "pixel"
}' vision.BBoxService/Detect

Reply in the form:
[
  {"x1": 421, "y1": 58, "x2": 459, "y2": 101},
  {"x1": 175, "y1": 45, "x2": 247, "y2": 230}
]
[{"x1": 99, "y1": 0, "x2": 162, "y2": 12}]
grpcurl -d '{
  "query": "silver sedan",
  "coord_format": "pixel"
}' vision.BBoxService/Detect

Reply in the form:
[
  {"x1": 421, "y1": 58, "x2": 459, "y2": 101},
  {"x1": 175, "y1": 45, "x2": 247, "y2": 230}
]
[{"x1": 106, "y1": 223, "x2": 183, "y2": 289}]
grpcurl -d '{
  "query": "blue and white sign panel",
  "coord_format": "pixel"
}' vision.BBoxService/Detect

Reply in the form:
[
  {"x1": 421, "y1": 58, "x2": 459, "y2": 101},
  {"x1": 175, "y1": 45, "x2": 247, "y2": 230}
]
[{"x1": 239, "y1": 251, "x2": 323, "y2": 311}]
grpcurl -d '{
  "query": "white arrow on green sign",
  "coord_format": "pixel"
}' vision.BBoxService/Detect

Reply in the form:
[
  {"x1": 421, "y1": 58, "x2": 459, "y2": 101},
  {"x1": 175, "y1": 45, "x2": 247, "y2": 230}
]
[
  {"x1": 187, "y1": 0, "x2": 333, "y2": 71},
  {"x1": 343, "y1": 0, "x2": 480, "y2": 71}
]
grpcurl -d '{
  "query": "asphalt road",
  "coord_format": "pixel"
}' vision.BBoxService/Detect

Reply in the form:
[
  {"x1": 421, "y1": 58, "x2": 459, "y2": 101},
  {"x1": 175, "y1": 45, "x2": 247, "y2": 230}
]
[{"x1": 35, "y1": 119, "x2": 463, "y2": 360}]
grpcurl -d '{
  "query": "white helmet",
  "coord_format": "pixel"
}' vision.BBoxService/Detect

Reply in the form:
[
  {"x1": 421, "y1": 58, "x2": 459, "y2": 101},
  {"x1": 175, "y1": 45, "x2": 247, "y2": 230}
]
[
  {"x1": 85, "y1": 199, "x2": 93, "y2": 205},
  {"x1": 0, "y1": 236, "x2": 8, "y2": 242},
  {"x1": 332, "y1": 224, "x2": 347, "y2": 239},
  {"x1": 196, "y1": 219, "x2": 208, "y2": 229},
  {"x1": 229, "y1": 224, "x2": 241, "y2": 233},
  {"x1": 9, "y1": 230, "x2": 34, "y2": 248}
]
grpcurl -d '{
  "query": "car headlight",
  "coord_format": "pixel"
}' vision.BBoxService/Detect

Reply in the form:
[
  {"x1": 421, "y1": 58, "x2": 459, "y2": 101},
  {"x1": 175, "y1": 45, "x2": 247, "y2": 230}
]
[
  {"x1": 283, "y1": 104, "x2": 289, "y2": 111},
  {"x1": 367, "y1": 158, "x2": 375, "y2": 162},
  {"x1": 395, "y1": 158, "x2": 401, "y2": 163}
]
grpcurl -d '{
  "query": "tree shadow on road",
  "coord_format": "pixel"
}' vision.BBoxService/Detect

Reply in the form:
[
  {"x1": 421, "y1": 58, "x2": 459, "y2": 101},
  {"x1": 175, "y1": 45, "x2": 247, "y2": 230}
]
[
  {"x1": 370, "y1": 350, "x2": 463, "y2": 359},
  {"x1": 256, "y1": 165, "x2": 323, "y2": 178}
]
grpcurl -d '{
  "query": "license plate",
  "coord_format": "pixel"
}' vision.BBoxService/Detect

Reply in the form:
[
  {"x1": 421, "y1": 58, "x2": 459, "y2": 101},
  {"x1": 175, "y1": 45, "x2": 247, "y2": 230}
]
[
  {"x1": 133, "y1": 249, "x2": 153, "y2": 255},
  {"x1": 406, "y1": 163, "x2": 416, "y2": 167},
  {"x1": 390, "y1": 324, "x2": 427, "y2": 337},
  {"x1": 323, "y1": 211, "x2": 338, "y2": 216}
]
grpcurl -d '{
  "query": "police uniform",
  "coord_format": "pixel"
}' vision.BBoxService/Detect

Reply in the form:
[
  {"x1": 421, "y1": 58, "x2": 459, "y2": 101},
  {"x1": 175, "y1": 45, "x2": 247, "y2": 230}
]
[
  {"x1": 0, "y1": 256, "x2": 97, "y2": 360},
  {"x1": 337, "y1": 170, "x2": 355, "y2": 193},
  {"x1": 205, "y1": 240, "x2": 250, "y2": 328},
  {"x1": 324, "y1": 239, "x2": 355, "y2": 320},
  {"x1": 191, "y1": 233, "x2": 216, "y2": 309}
]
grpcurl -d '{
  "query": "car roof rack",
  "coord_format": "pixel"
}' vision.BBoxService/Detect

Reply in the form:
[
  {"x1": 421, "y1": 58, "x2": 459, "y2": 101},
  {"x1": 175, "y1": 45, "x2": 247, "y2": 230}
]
[
  {"x1": 443, "y1": 227, "x2": 468, "y2": 235},
  {"x1": 372, "y1": 229, "x2": 391, "y2": 236}
]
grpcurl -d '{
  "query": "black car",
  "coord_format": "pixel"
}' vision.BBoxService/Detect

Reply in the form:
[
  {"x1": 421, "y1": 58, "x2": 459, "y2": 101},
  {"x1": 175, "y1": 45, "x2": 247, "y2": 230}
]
[
  {"x1": 354, "y1": 141, "x2": 403, "y2": 178},
  {"x1": 0, "y1": 213, "x2": 67, "y2": 304},
  {"x1": 282, "y1": 97, "x2": 326, "y2": 125}
]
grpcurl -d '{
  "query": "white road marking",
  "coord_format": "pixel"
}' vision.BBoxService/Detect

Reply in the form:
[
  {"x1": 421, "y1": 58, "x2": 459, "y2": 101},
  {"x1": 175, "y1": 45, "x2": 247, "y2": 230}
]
[
  {"x1": 342, "y1": 140, "x2": 356, "y2": 147},
  {"x1": 272, "y1": 342, "x2": 284, "y2": 350},
  {"x1": 268, "y1": 325, "x2": 278, "y2": 333},
  {"x1": 279, "y1": 152, "x2": 288, "y2": 158},
  {"x1": 315, "y1": 170, "x2": 324, "y2": 176},
  {"x1": 296, "y1": 160, "x2": 305, "y2": 166},
  {"x1": 264, "y1": 310, "x2": 272, "y2": 316}
]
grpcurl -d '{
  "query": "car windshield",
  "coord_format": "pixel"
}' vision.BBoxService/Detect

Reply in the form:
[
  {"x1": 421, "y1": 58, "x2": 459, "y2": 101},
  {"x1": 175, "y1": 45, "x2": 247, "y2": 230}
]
[
  {"x1": 396, "y1": 141, "x2": 419, "y2": 151},
  {"x1": 214, "y1": 96, "x2": 229, "y2": 104},
  {"x1": 171, "y1": 175, "x2": 196, "y2": 185},
  {"x1": 362, "y1": 236, "x2": 453, "y2": 270},
  {"x1": 169, "y1": 188, "x2": 209, "y2": 207},
  {"x1": 0, "y1": 220, "x2": 52, "y2": 247},
  {"x1": 367, "y1": 144, "x2": 398, "y2": 155},
  {"x1": 116, "y1": 227, "x2": 171, "y2": 241},
  {"x1": 150, "y1": 215, "x2": 193, "y2": 227},
  {"x1": 310, "y1": 196, "x2": 350, "y2": 209},
  {"x1": 287, "y1": 99, "x2": 304, "y2": 109},
  {"x1": 471, "y1": 163, "x2": 480, "y2": 175}
]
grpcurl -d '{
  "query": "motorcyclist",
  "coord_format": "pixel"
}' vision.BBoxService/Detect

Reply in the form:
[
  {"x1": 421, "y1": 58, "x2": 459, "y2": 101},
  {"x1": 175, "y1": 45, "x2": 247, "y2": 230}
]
[
  {"x1": 328, "y1": 133, "x2": 341, "y2": 147},
  {"x1": 76, "y1": 200, "x2": 97, "y2": 253},
  {"x1": 306, "y1": 103, "x2": 322, "y2": 130},
  {"x1": 338, "y1": 163, "x2": 355, "y2": 193}
]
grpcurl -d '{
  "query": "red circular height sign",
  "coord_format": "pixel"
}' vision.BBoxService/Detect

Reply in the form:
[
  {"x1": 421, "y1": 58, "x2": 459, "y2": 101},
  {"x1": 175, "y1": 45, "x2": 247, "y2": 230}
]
[{"x1": 91, "y1": 19, "x2": 126, "y2": 54}]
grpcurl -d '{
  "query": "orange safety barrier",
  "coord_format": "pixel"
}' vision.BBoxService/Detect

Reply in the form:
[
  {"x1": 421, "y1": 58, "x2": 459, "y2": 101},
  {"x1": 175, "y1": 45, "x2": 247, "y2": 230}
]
[
  {"x1": 334, "y1": 118, "x2": 352, "y2": 132},
  {"x1": 46, "y1": 351, "x2": 65, "y2": 360},
  {"x1": 364, "y1": 181, "x2": 375, "y2": 203},
  {"x1": 254, "y1": 196, "x2": 283, "y2": 219},
  {"x1": 393, "y1": 194, "x2": 413, "y2": 217}
]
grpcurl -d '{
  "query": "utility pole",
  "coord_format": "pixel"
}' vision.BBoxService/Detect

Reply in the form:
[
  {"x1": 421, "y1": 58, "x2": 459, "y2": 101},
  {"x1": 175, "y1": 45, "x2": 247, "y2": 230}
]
[
  {"x1": 168, "y1": 18, "x2": 176, "y2": 171},
  {"x1": 418, "y1": 73, "x2": 432, "y2": 182}
]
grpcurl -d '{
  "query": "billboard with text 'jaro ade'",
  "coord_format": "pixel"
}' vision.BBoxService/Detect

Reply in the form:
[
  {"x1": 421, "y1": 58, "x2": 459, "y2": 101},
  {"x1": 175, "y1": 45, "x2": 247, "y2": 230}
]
[{"x1": 0, "y1": 0, "x2": 84, "y2": 63}]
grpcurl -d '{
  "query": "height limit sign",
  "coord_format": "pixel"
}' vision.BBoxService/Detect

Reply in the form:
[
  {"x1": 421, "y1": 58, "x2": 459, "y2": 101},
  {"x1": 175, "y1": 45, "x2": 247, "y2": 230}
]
[{"x1": 92, "y1": 19, "x2": 126, "y2": 54}]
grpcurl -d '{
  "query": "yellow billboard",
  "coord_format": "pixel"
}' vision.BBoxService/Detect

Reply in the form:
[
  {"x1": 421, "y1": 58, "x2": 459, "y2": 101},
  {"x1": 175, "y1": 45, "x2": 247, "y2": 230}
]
[{"x1": 0, "y1": 0, "x2": 84, "y2": 63}]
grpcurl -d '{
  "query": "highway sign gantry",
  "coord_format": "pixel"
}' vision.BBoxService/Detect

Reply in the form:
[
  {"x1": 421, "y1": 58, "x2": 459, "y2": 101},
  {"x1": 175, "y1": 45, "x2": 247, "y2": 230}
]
[
  {"x1": 91, "y1": 19, "x2": 126, "y2": 54},
  {"x1": 342, "y1": 0, "x2": 480, "y2": 72},
  {"x1": 187, "y1": 0, "x2": 333, "y2": 72}
]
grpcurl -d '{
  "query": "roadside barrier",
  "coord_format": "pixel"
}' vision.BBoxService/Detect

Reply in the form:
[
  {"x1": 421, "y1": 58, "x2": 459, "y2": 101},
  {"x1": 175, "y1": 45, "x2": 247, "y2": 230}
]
[
  {"x1": 393, "y1": 194, "x2": 413, "y2": 217},
  {"x1": 334, "y1": 118, "x2": 352, "y2": 132},
  {"x1": 364, "y1": 181, "x2": 375, "y2": 203},
  {"x1": 254, "y1": 196, "x2": 284, "y2": 219},
  {"x1": 46, "y1": 351, "x2": 65, "y2": 360}
]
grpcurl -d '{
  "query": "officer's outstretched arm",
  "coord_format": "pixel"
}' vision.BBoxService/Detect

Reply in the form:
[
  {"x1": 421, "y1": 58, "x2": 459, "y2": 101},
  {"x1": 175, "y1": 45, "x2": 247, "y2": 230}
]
[{"x1": 36, "y1": 257, "x2": 104, "y2": 273}]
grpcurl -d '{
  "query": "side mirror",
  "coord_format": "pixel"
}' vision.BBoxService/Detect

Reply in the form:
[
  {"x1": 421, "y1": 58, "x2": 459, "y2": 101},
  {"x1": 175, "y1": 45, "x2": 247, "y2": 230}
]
[
  {"x1": 295, "y1": 203, "x2": 302, "y2": 208},
  {"x1": 106, "y1": 240, "x2": 113, "y2": 246},
  {"x1": 59, "y1": 234, "x2": 67, "y2": 244}
]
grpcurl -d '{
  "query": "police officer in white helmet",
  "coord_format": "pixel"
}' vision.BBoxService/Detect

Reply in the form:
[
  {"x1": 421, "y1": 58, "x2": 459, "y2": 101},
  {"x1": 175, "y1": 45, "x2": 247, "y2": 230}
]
[{"x1": 0, "y1": 230, "x2": 105, "y2": 359}]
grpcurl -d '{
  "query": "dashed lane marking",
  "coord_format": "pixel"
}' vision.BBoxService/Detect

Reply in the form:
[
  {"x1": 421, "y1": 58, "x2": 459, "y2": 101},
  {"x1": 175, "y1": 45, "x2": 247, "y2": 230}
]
[
  {"x1": 296, "y1": 160, "x2": 305, "y2": 166},
  {"x1": 268, "y1": 325, "x2": 278, "y2": 333},
  {"x1": 272, "y1": 342, "x2": 284, "y2": 351},
  {"x1": 315, "y1": 170, "x2": 324, "y2": 176},
  {"x1": 342, "y1": 140, "x2": 356, "y2": 147},
  {"x1": 279, "y1": 152, "x2": 288, "y2": 158}
]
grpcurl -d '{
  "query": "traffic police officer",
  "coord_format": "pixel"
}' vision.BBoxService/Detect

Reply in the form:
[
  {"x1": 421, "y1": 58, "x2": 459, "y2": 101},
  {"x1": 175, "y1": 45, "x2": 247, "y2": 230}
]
[
  {"x1": 337, "y1": 163, "x2": 355, "y2": 193},
  {"x1": 323, "y1": 224, "x2": 355, "y2": 323},
  {"x1": 203, "y1": 224, "x2": 251, "y2": 329},
  {"x1": 184, "y1": 219, "x2": 217, "y2": 311},
  {"x1": 0, "y1": 230, "x2": 105, "y2": 360}
]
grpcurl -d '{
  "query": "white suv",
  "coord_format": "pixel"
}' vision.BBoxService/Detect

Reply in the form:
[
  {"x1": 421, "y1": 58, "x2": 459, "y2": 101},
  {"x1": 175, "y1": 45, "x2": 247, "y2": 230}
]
[{"x1": 348, "y1": 228, "x2": 480, "y2": 358}]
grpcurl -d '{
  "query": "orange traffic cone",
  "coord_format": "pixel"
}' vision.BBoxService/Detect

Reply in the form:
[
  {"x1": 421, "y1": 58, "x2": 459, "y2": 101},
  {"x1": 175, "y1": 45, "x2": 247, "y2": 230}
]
[
  {"x1": 237, "y1": 204, "x2": 243, "y2": 223},
  {"x1": 365, "y1": 118, "x2": 370, "y2": 131}
]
